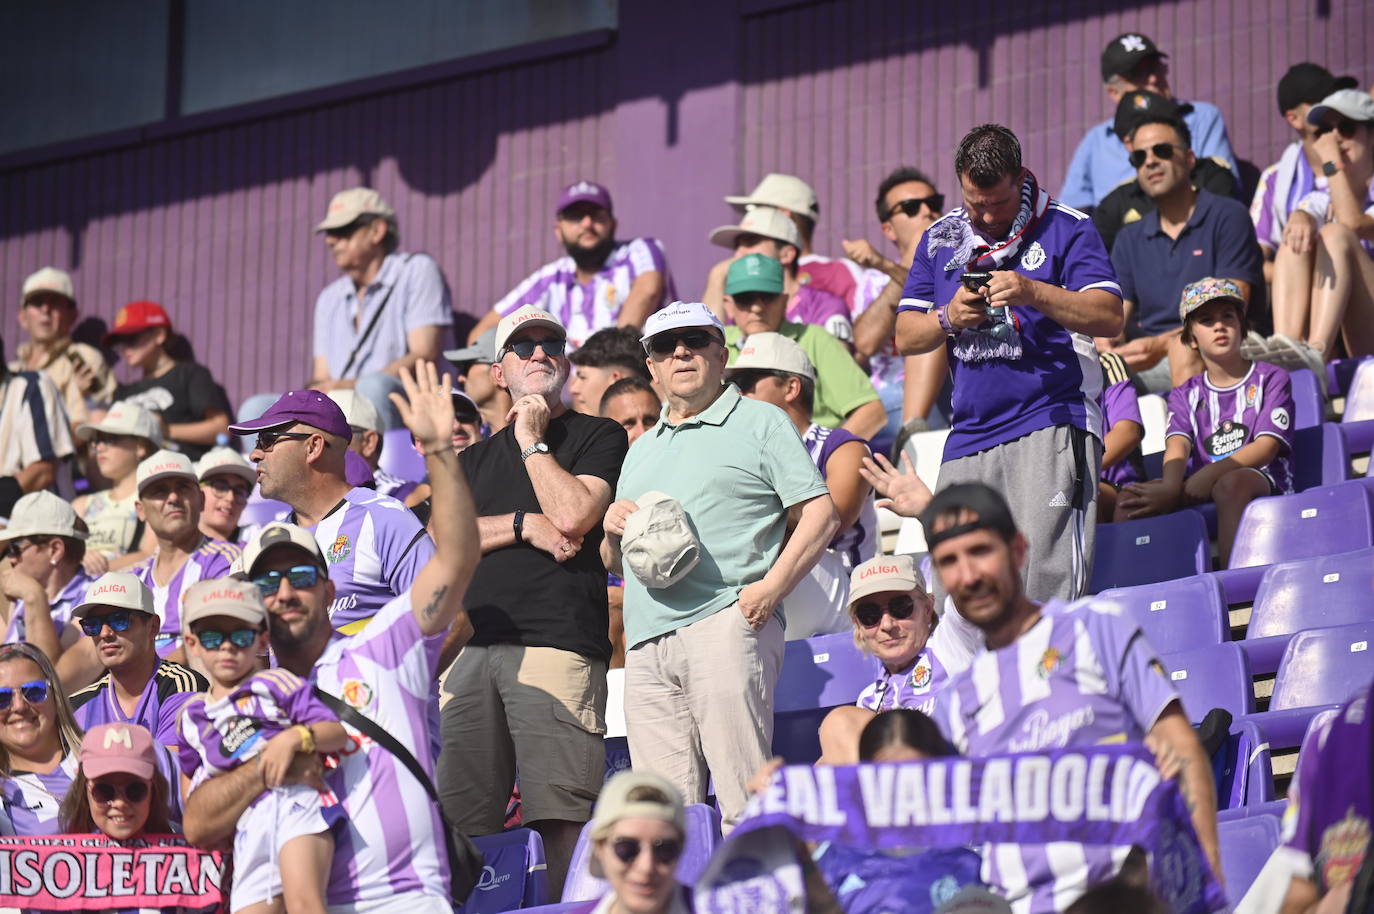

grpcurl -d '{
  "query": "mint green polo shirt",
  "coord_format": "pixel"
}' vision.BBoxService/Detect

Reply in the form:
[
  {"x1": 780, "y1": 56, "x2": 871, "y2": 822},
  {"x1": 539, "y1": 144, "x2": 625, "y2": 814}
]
[
  {"x1": 617, "y1": 384, "x2": 829, "y2": 647},
  {"x1": 725, "y1": 320, "x2": 878, "y2": 429}
]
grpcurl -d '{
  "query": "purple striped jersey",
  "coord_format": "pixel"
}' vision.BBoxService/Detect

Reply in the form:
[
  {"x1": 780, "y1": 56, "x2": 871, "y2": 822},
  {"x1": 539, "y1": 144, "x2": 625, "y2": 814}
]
[
  {"x1": 132, "y1": 537, "x2": 241, "y2": 657},
  {"x1": 1, "y1": 753, "x2": 77, "y2": 835},
  {"x1": 929, "y1": 598, "x2": 1181, "y2": 914},
  {"x1": 802, "y1": 423, "x2": 876, "y2": 567},
  {"x1": 5, "y1": 568, "x2": 92, "y2": 643},
  {"x1": 853, "y1": 267, "x2": 906, "y2": 393},
  {"x1": 310, "y1": 590, "x2": 448, "y2": 906},
  {"x1": 856, "y1": 646, "x2": 950, "y2": 716},
  {"x1": 1166, "y1": 361, "x2": 1295, "y2": 495},
  {"x1": 72, "y1": 660, "x2": 207, "y2": 749}
]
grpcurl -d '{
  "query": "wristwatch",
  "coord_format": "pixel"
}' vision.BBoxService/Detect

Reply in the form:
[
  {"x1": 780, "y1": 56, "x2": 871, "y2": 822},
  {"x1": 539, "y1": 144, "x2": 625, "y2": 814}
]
[
  {"x1": 520, "y1": 441, "x2": 550, "y2": 461},
  {"x1": 1322, "y1": 161, "x2": 1340, "y2": 177}
]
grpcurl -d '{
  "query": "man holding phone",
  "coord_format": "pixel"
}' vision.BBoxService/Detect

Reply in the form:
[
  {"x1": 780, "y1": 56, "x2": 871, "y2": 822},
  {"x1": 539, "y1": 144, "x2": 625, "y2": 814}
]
[{"x1": 895, "y1": 124, "x2": 1123, "y2": 601}]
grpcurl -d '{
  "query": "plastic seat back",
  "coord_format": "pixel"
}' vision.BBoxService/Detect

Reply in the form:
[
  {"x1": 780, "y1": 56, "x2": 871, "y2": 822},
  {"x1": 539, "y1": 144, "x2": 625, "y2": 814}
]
[
  {"x1": 1097, "y1": 574, "x2": 1227, "y2": 654},
  {"x1": 1090, "y1": 510, "x2": 1209, "y2": 592},
  {"x1": 1229, "y1": 482, "x2": 1374, "y2": 569},
  {"x1": 1271, "y1": 621, "x2": 1374, "y2": 712},
  {"x1": 1161, "y1": 643, "x2": 1254, "y2": 723}
]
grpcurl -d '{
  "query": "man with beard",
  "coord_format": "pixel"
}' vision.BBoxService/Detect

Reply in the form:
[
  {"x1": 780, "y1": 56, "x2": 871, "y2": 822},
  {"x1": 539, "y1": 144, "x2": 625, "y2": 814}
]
[
  {"x1": 439, "y1": 305, "x2": 627, "y2": 896},
  {"x1": 465, "y1": 181, "x2": 674, "y2": 350}
]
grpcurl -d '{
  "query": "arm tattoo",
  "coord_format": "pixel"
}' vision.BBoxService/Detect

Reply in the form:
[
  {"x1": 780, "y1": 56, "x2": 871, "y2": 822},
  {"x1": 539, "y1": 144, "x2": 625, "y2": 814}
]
[{"x1": 421, "y1": 583, "x2": 450, "y2": 622}]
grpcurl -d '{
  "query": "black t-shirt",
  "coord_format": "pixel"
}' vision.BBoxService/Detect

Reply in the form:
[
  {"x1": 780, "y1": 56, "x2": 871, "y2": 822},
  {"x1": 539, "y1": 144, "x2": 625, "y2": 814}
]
[
  {"x1": 1092, "y1": 158, "x2": 1240, "y2": 253},
  {"x1": 459, "y1": 410, "x2": 628, "y2": 661},
  {"x1": 115, "y1": 361, "x2": 232, "y2": 461}
]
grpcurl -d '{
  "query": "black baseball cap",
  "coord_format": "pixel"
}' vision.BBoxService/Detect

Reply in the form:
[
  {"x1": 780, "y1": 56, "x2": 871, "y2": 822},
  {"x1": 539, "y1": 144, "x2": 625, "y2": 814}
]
[
  {"x1": 1101, "y1": 33, "x2": 1167, "y2": 82},
  {"x1": 1276, "y1": 63, "x2": 1359, "y2": 114},
  {"x1": 921, "y1": 483, "x2": 1018, "y2": 550},
  {"x1": 1113, "y1": 91, "x2": 1195, "y2": 140}
]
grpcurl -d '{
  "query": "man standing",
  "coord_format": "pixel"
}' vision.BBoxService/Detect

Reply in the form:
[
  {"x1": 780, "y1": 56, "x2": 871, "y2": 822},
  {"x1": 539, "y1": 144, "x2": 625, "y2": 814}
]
[
  {"x1": 896, "y1": 124, "x2": 1123, "y2": 601},
  {"x1": 183, "y1": 360, "x2": 479, "y2": 914},
  {"x1": 1060, "y1": 32, "x2": 1237, "y2": 210},
  {"x1": 229, "y1": 390, "x2": 434, "y2": 634},
  {"x1": 921, "y1": 483, "x2": 1220, "y2": 914},
  {"x1": 439, "y1": 305, "x2": 627, "y2": 894},
  {"x1": 466, "y1": 181, "x2": 673, "y2": 349},
  {"x1": 10, "y1": 267, "x2": 115, "y2": 430},
  {"x1": 308, "y1": 187, "x2": 454, "y2": 428},
  {"x1": 603, "y1": 301, "x2": 839, "y2": 828}
]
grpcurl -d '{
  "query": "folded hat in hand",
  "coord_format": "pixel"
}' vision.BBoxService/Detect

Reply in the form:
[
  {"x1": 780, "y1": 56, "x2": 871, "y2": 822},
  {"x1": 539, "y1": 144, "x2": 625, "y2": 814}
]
[{"x1": 622, "y1": 491, "x2": 701, "y2": 589}]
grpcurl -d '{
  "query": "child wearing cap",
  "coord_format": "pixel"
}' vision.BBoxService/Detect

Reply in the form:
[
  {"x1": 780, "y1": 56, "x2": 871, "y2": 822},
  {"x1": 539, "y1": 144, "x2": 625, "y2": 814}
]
[
  {"x1": 1117, "y1": 278, "x2": 1295, "y2": 564},
  {"x1": 59, "y1": 722, "x2": 174, "y2": 841},
  {"x1": 177, "y1": 578, "x2": 348, "y2": 914},
  {"x1": 71, "y1": 400, "x2": 162, "y2": 574},
  {"x1": 583, "y1": 770, "x2": 691, "y2": 914}
]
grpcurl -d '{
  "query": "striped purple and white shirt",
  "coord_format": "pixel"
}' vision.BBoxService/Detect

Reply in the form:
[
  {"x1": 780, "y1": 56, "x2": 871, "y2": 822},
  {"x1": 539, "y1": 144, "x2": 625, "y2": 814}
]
[
  {"x1": 802, "y1": 423, "x2": 876, "y2": 567},
  {"x1": 132, "y1": 538, "x2": 241, "y2": 657},
  {"x1": 854, "y1": 267, "x2": 906, "y2": 394},
  {"x1": 494, "y1": 238, "x2": 674, "y2": 350},
  {"x1": 5, "y1": 568, "x2": 92, "y2": 644},
  {"x1": 313, "y1": 590, "x2": 448, "y2": 906},
  {"x1": 1, "y1": 753, "x2": 77, "y2": 835},
  {"x1": 856, "y1": 646, "x2": 950, "y2": 716}
]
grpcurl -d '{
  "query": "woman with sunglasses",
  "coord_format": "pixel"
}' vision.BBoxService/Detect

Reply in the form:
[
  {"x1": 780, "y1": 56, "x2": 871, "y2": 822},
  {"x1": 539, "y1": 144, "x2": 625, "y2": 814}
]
[
  {"x1": 0, "y1": 491, "x2": 93, "y2": 658},
  {"x1": 72, "y1": 401, "x2": 162, "y2": 575},
  {"x1": 195, "y1": 447, "x2": 259, "y2": 545},
  {"x1": 0, "y1": 641, "x2": 86, "y2": 834},
  {"x1": 581, "y1": 770, "x2": 691, "y2": 914}
]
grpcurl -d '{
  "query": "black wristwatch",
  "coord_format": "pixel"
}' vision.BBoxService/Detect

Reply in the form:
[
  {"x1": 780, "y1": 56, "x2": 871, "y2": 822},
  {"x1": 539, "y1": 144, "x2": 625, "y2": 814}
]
[
  {"x1": 513, "y1": 510, "x2": 525, "y2": 544},
  {"x1": 1322, "y1": 161, "x2": 1339, "y2": 177}
]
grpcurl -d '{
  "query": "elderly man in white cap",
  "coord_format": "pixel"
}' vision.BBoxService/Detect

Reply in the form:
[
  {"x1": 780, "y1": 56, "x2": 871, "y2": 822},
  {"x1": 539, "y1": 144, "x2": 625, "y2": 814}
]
[
  {"x1": 602, "y1": 301, "x2": 839, "y2": 830},
  {"x1": 0, "y1": 491, "x2": 93, "y2": 657},
  {"x1": 444, "y1": 327, "x2": 511, "y2": 434},
  {"x1": 10, "y1": 266, "x2": 116, "y2": 430},
  {"x1": 438, "y1": 303, "x2": 627, "y2": 895}
]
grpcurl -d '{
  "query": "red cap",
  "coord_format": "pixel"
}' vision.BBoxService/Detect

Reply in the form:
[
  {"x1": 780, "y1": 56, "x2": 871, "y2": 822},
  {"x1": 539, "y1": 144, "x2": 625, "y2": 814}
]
[{"x1": 104, "y1": 301, "x2": 172, "y2": 345}]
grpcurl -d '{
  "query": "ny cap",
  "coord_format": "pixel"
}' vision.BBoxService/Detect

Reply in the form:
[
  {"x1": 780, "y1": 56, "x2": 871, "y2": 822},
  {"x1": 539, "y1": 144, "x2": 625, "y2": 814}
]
[
  {"x1": 639, "y1": 301, "x2": 725, "y2": 345},
  {"x1": 727, "y1": 331, "x2": 815, "y2": 381},
  {"x1": 494, "y1": 305, "x2": 567, "y2": 355},
  {"x1": 1277, "y1": 63, "x2": 1359, "y2": 115},
  {"x1": 1307, "y1": 88, "x2": 1374, "y2": 126},
  {"x1": 80, "y1": 724, "x2": 158, "y2": 782},
  {"x1": 182, "y1": 578, "x2": 268, "y2": 630},
  {"x1": 1100, "y1": 32, "x2": 1167, "y2": 81},
  {"x1": 709, "y1": 205, "x2": 802, "y2": 250},
  {"x1": 329, "y1": 390, "x2": 383, "y2": 435},
  {"x1": 724, "y1": 253, "x2": 786, "y2": 297},
  {"x1": 315, "y1": 187, "x2": 396, "y2": 232},
  {"x1": 621, "y1": 491, "x2": 701, "y2": 589},
  {"x1": 136, "y1": 449, "x2": 198, "y2": 494},
  {"x1": 21, "y1": 267, "x2": 75, "y2": 305},
  {"x1": 74, "y1": 572, "x2": 156, "y2": 619},
  {"x1": 0, "y1": 491, "x2": 87, "y2": 544},
  {"x1": 848, "y1": 554, "x2": 924, "y2": 606},
  {"x1": 920, "y1": 483, "x2": 1018, "y2": 550},
  {"x1": 75, "y1": 400, "x2": 163, "y2": 447},
  {"x1": 556, "y1": 180, "x2": 613, "y2": 215},
  {"x1": 1112, "y1": 91, "x2": 1193, "y2": 141},
  {"x1": 228, "y1": 389, "x2": 352, "y2": 439},
  {"x1": 103, "y1": 301, "x2": 171, "y2": 346},
  {"x1": 242, "y1": 522, "x2": 327, "y2": 577},
  {"x1": 195, "y1": 446, "x2": 257, "y2": 486},
  {"x1": 1179, "y1": 276, "x2": 1246, "y2": 323},
  {"x1": 443, "y1": 327, "x2": 497, "y2": 367},
  {"x1": 725, "y1": 173, "x2": 819, "y2": 222}
]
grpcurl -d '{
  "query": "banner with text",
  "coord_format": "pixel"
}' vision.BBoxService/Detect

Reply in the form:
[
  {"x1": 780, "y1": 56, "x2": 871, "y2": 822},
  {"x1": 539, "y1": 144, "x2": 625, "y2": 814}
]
[{"x1": 0, "y1": 834, "x2": 225, "y2": 911}]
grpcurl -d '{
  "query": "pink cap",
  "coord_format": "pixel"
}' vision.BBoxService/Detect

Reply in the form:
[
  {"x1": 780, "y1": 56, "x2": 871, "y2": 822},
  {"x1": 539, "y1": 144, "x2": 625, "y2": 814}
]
[{"x1": 80, "y1": 723, "x2": 157, "y2": 781}]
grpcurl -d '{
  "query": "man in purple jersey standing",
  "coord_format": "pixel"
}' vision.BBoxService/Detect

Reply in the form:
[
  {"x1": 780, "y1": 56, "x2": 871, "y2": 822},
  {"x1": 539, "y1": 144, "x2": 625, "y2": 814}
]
[
  {"x1": 896, "y1": 124, "x2": 1124, "y2": 601},
  {"x1": 183, "y1": 360, "x2": 480, "y2": 914},
  {"x1": 920, "y1": 483, "x2": 1220, "y2": 914}
]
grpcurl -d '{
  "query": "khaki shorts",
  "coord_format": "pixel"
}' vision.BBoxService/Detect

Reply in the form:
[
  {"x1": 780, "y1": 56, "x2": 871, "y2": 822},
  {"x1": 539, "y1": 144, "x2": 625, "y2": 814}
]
[{"x1": 437, "y1": 644, "x2": 607, "y2": 833}]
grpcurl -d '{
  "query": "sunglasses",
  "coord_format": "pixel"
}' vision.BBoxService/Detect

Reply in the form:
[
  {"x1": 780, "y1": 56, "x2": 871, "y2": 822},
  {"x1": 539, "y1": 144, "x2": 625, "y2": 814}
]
[
  {"x1": 255, "y1": 429, "x2": 316, "y2": 452},
  {"x1": 204, "y1": 477, "x2": 252, "y2": 500},
  {"x1": 502, "y1": 338, "x2": 567, "y2": 360},
  {"x1": 2, "y1": 540, "x2": 38, "y2": 562},
  {"x1": 1128, "y1": 143, "x2": 1188, "y2": 169},
  {"x1": 323, "y1": 217, "x2": 375, "y2": 239},
  {"x1": 854, "y1": 594, "x2": 917, "y2": 629},
  {"x1": 90, "y1": 780, "x2": 149, "y2": 804},
  {"x1": 730, "y1": 370, "x2": 788, "y2": 394},
  {"x1": 645, "y1": 330, "x2": 720, "y2": 356},
  {"x1": 79, "y1": 610, "x2": 136, "y2": 637},
  {"x1": 1314, "y1": 119, "x2": 1361, "y2": 139},
  {"x1": 887, "y1": 195, "x2": 944, "y2": 220},
  {"x1": 252, "y1": 564, "x2": 321, "y2": 597},
  {"x1": 0, "y1": 680, "x2": 50, "y2": 710},
  {"x1": 610, "y1": 837, "x2": 682, "y2": 866},
  {"x1": 194, "y1": 628, "x2": 260, "y2": 651}
]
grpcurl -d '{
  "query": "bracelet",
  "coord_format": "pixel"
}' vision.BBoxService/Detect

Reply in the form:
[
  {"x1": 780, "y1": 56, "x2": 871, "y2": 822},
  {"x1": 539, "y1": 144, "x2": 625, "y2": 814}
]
[
  {"x1": 513, "y1": 510, "x2": 526, "y2": 544},
  {"x1": 419, "y1": 441, "x2": 449, "y2": 457},
  {"x1": 935, "y1": 306, "x2": 957, "y2": 338},
  {"x1": 292, "y1": 724, "x2": 316, "y2": 754}
]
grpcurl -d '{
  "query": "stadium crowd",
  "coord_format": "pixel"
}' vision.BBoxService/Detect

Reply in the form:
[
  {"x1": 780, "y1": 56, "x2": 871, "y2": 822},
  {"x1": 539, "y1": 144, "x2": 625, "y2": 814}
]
[{"x1": 0, "y1": 35, "x2": 1370, "y2": 914}]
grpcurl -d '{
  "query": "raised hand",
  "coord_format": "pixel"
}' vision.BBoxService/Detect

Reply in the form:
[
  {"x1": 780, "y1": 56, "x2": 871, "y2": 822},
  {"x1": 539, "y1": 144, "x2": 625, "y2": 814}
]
[{"x1": 390, "y1": 360, "x2": 455, "y2": 454}]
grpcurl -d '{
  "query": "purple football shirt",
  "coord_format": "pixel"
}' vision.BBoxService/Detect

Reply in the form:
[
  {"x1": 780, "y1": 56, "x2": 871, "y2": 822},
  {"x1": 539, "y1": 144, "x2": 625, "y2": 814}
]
[
  {"x1": 4, "y1": 568, "x2": 92, "y2": 643},
  {"x1": 1100, "y1": 376, "x2": 1144, "y2": 488},
  {"x1": 1165, "y1": 361, "x2": 1295, "y2": 494},
  {"x1": 1, "y1": 754, "x2": 77, "y2": 835},
  {"x1": 72, "y1": 660, "x2": 206, "y2": 748},
  {"x1": 132, "y1": 537, "x2": 241, "y2": 657},
  {"x1": 855, "y1": 646, "x2": 950, "y2": 716},
  {"x1": 788, "y1": 285, "x2": 853, "y2": 342},
  {"x1": 802, "y1": 423, "x2": 876, "y2": 566}
]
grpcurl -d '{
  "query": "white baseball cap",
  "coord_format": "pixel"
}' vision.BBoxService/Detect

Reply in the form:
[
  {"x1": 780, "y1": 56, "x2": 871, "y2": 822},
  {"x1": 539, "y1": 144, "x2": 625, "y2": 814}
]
[
  {"x1": 75, "y1": 401, "x2": 163, "y2": 447},
  {"x1": 639, "y1": 301, "x2": 725, "y2": 346},
  {"x1": 195, "y1": 446, "x2": 257, "y2": 486},
  {"x1": 709, "y1": 205, "x2": 802, "y2": 250},
  {"x1": 315, "y1": 187, "x2": 396, "y2": 232},
  {"x1": 1308, "y1": 88, "x2": 1374, "y2": 125},
  {"x1": 727, "y1": 332, "x2": 816, "y2": 381},
  {"x1": 725, "y1": 173, "x2": 820, "y2": 222},
  {"x1": 242, "y1": 522, "x2": 327, "y2": 577},
  {"x1": 621, "y1": 491, "x2": 701, "y2": 589},
  {"x1": 0, "y1": 491, "x2": 87, "y2": 543},
  {"x1": 135, "y1": 450, "x2": 197, "y2": 494},
  {"x1": 21, "y1": 267, "x2": 75, "y2": 305},
  {"x1": 494, "y1": 305, "x2": 567, "y2": 355},
  {"x1": 182, "y1": 578, "x2": 268, "y2": 630},
  {"x1": 328, "y1": 390, "x2": 383, "y2": 434},
  {"x1": 74, "y1": 572, "x2": 156, "y2": 619}
]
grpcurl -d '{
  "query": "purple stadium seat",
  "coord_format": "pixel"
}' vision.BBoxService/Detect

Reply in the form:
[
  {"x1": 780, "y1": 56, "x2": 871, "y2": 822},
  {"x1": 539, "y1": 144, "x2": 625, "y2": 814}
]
[
  {"x1": 460, "y1": 828, "x2": 549, "y2": 913},
  {"x1": 238, "y1": 494, "x2": 289, "y2": 527},
  {"x1": 1217, "y1": 719, "x2": 1274, "y2": 809},
  {"x1": 1290, "y1": 422, "x2": 1350, "y2": 492},
  {"x1": 1243, "y1": 622, "x2": 1374, "y2": 750},
  {"x1": 1343, "y1": 358, "x2": 1374, "y2": 422},
  {"x1": 604, "y1": 736, "x2": 631, "y2": 782},
  {"x1": 1218, "y1": 813, "x2": 1282, "y2": 905},
  {"x1": 1243, "y1": 547, "x2": 1374, "y2": 674},
  {"x1": 1090, "y1": 510, "x2": 1210, "y2": 592},
  {"x1": 1097, "y1": 574, "x2": 1227, "y2": 655},
  {"x1": 1328, "y1": 355, "x2": 1373, "y2": 398},
  {"x1": 562, "y1": 803, "x2": 723, "y2": 902},
  {"x1": 772, "y1": 632, "x2": 879, "y2": 763},
  {"x1": 378, "y1": 426, "x2": 426, "y2": 483},
  {"x1": 1288, "y1": 368, "x2": 1325, "y2": 429},
  {"x1": 1160, "y1": 643, "x2": 1254, "y2": 724},
  {"x1": 518, "y1": 905, "x2": 591, "y2": 913},
  {"x1": 1225, "y1": 483, "x2": 1374, "y2": 597}
]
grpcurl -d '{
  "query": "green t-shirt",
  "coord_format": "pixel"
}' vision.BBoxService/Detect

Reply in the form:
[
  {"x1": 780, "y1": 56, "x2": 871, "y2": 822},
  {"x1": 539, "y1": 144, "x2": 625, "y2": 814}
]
[
  {"x1": 725, "y1": 321, "x2": 878, "y2": 428},
  {"x1": 617, "y1": 385, "x2": 829, "y2": 647}
]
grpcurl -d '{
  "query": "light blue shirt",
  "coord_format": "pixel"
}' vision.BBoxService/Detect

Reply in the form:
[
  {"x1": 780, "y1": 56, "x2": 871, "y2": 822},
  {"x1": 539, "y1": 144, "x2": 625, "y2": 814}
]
[
  {"x1": 1058, "y1": 99, "x2": 1237, "y2": 210},
  {"x1": 313, "y1": 252, "x2": 453, "y2": 379}
]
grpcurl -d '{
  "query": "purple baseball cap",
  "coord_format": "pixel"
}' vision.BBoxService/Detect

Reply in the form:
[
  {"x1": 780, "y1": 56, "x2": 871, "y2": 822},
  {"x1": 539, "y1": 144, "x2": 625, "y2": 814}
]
[
  {"x1": 556, "y1": 180, "x2": 613, "y2": 216},
  {"x1": 344, "y1": 450, "x2": 376, "y2": 488},
  {"x1": 228, "y1": 390, "x2": 351, "y2": 439}
]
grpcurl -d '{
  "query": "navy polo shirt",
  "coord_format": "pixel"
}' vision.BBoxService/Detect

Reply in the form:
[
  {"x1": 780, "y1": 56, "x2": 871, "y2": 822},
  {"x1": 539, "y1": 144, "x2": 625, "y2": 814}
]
[{"x1": 1112, "y1": 189, "x2": 1265, "y2": 338}]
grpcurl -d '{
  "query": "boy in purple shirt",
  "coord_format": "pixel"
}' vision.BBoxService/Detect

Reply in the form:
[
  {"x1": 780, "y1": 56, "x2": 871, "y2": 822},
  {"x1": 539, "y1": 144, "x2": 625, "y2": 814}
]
[
  {"x1": 1117, "y1": 278, "x2": 1294, "y2": 565},
  {"x1": 178, "y1": 578, "x2": 348, "y2": 914},
  {"x1": 1096, "y1": 351, "x2": 1146, "y2": 522}
]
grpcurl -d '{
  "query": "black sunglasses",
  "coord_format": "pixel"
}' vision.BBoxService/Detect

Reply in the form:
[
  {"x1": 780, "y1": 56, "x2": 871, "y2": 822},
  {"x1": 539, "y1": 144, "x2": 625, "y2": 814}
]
[
  {"x1": 730, "y1": 369, "x2": 790, "y2": 394},
  {"x1": 194, "y1": 628, "x2": 260, "y2": 651},
  {"x1": 1314, "y1": 119, "x2": 1360, "y2": 139},
  {"x1": 204, "y1": 477, "x2": 252, "y2": 500},
  {"x1": 645, "y1": 330, "x2": 720, "y2": 356},
  {"x1": 0, "y1": 680, "x2": 49, "y2": 710},
  {"x1": 854, "y1": 594, "x2": 917, "y2": 629},
  {"x1": 323, "y1": 216, "x2": 375, "y2": 239},
  {"x1": 611, "y1": 837, "x2": 682, "y2": 866},
  {"x1": 252, "y1": 564, "x2": 321, "y2": 597},
  {"x1": 80, "y1": 610, "x2": 136, "y2": 637},
  {"x1": 255, "y1": 429, "x2": 316, "y2": 452},
  {"x1": 503, "y1": 338, "x2": 567, "y2": 360},
  {"x1": 91, "y1": 780, "x2": 149, "y2": 804},
  {"x1": 1129, "y1": 143, "x2": 1187, "y2": 169},
  {"x1": 2, "y1": 540, "x2": 39, "y2": 562},
  {"x1": 887, "y1": 195, "x2": 944, "y2": 220}
]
